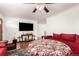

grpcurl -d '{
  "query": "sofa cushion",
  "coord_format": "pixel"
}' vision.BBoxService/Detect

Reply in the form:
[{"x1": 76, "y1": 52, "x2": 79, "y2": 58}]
[
  {"x1": 53, "y1": 33, "x2": 61, "y2": 39},
  {"x1": 0, "y1": 40, "x2": 8, "y2": 43},
  {"x1": 61, "y1": 33, "x2": 76, "y2": 42}
]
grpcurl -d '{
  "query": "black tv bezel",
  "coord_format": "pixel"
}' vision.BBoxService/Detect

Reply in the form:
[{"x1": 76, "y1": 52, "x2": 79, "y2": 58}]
[{"x1": 19, "y1": 22, "x2": 33, "y2": 31}]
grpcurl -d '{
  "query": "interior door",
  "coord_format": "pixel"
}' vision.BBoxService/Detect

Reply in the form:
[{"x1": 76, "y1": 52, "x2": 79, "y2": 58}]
[{"x1": 0, "y1": 18, "x2": 2, "y2": 41}]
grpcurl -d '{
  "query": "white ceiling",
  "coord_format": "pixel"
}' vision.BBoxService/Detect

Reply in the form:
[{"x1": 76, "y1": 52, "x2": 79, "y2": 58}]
[{"x1": 0, "y1": 3, "x2": 78, "y2": 23}]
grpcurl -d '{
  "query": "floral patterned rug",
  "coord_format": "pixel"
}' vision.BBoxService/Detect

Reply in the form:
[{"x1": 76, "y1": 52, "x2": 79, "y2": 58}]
[
  {"x1": 8, "y1": 49, "x2": 29, "y2": 56},
  {"x1": 8, "y1": 39, "x2": 72, "y2": 56},
  {"x1": 27, "y1": 39, "x2": 71, "y2": 56}
]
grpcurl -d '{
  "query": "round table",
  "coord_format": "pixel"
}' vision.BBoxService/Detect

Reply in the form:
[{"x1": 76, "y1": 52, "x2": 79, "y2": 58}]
[{"x1": 26, "y1": 39, "x2": 72, "y2": 56}]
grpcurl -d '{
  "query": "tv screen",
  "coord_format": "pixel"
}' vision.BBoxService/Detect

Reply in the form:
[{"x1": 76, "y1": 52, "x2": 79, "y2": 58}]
[{"x1": 19, "y1": 23, "x2": 33, "y2": 31}]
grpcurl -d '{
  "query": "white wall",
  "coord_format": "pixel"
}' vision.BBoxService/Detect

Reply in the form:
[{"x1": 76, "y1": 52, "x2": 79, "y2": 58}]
[
  {"x1": 37, "y1": 24, "x2": 46, "y2": 37},
  {"x1": 3, "y1": 17, "x2": 37, "y2": 43},
  {"x1": 46, "y1": 5, "x2": 79, "y2": 35}
]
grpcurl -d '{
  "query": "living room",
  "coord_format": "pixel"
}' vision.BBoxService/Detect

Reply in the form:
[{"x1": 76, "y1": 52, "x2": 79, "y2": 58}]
[{"x1": 0, "y1": 2, "x2": 79, "y2": 57}]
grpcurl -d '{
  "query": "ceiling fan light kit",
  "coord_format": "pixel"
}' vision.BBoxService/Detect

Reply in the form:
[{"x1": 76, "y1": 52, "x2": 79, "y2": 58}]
[
  {"x1": 33, "y1": 3, "x2": 49, "y2": 13},
  {"x1": 36, "y1": 4, "x2": 44, "y2": 11}
]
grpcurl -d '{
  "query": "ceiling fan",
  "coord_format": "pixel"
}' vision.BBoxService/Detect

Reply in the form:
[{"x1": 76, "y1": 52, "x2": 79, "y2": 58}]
[{"x1": 33, "y1": 3, "x2": 50, "y2": 13}]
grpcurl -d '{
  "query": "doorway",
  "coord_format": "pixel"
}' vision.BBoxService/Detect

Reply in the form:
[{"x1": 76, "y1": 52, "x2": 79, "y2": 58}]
[{"x1": 0, "y1": 18, "x2": 2, "y2": 41}]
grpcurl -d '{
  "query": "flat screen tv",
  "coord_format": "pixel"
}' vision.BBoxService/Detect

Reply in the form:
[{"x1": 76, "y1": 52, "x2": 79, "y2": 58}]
[{"x1": 19, "y1": 22, "x2": 33, "y2": 31}]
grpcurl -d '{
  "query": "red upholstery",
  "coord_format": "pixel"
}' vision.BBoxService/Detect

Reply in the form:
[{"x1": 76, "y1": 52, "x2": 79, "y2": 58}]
[
  {"x1": 0, "y1": 42, "x2": 7, "y2": 56},
  {"x1": 61, "y1": 34, "x2": 76, "y2": 42},
  {"x1": 0, "y1": 43, "x2": 6, "y2": 48},
  {"x1": 53, "y1": 33, "x2": 61, "y2": 39},
  {"x1": 76, "y1": 35, "x2": 79, "y2": 44},
  {"x1": 0, "y1": 48, "x2": 7, "y2": 56},
  {"x1": 45, "y1": 36, "x2": 52, "y2": 39},
  {"x1": 42, "y1": 35, "x2": 52, "y2": 39},
  {"x1": 43, "y1": 33, "x2": 79, "y2": 56}
]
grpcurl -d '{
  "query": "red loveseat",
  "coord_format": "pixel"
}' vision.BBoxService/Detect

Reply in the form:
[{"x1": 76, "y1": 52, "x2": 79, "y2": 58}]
[
  {"x1": 43, "y1": 33, "x2": 79, "y2": 56},
  {"x1": 0, "y1": 41, "x2": 7, "y2": 56}
]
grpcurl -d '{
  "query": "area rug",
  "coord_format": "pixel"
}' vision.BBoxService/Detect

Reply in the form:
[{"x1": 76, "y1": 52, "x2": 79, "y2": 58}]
[{"x1": 8, "y1": 49, "x2": 29, "y2": 56}]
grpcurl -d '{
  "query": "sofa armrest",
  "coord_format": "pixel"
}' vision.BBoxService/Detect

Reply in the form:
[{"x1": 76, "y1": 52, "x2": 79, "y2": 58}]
[
  {"x1": 76, "y1": 35, "x2": 79, "y2": 44},
  {"x1": 76, "y1": 39, "x2": 79, "y2": 44},
  {"x1": 0, "y1": 42, "x2": 7, "y2": 56},
  {"x1": 42, "y1": 35, "x2": 53, "y2": 39},
  {"x1": 0, "y1": 44, "x2": 6, "y2": 48},
  {"x1": 0, "y1": 48, "x2": 7, "y2": 56}
]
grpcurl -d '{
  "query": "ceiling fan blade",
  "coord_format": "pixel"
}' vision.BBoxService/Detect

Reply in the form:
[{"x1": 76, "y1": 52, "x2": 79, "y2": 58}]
[
  {"x1": 45, "y1": 3, "x2": 54, "y2": 4},
  {"x1": 24, "y1": 3, "x2": 35, "y2": 4},
  {"x1": 33, "y1": 8, "x2": 37, "y2": 13},
  {"x1": 44, "y1": 7, "x2": 49, "y2": 13}
]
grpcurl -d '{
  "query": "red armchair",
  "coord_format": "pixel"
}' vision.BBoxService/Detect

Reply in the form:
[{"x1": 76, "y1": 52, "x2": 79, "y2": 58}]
[{"x1": 0, "y1": 41, "x2": 7, "y2": 56}]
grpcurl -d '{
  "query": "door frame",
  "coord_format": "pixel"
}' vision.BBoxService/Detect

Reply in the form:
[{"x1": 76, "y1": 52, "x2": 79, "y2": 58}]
[{"x1": 0, "y1": 18, "x2": 3, "y2": 41}]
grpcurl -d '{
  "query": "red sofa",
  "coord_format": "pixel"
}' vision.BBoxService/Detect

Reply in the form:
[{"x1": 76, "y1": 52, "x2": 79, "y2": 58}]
[
  {"x1": 43, "y1": 33, "x2": 79, "y2": 56},
  {"x1": 0, "y1": 41, "x2": 7, "y2": 56}
]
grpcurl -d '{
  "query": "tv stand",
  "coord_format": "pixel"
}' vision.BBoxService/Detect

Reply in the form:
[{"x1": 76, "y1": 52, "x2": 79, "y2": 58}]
[{"x1": 19, "y1": 33, "x2": 35, "y2": 42}]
